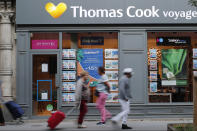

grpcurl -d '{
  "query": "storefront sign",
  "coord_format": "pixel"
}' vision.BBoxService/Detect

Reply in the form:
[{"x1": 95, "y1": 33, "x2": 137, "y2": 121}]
[
  {"x1": 16, "y1": 0, "x2": 197, "y2": 24},
  {"x1": 32, "y1": 40, "x2": 58, "y2": 49},
  {"x1": 78, "y1": 49, "x2": 103, "y2": 80},
  {"x1": 81, "y1": 37, "x2": 104, "y2": 45},
  {"x1": 156, "y1": 37, "x2": 191, "y2": 46}
]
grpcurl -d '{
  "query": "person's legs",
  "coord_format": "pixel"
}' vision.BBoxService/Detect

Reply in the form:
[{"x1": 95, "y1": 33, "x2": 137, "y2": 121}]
[
  {"x1": 100, "y1": 93, "x2": 111, "y2": 122},
  {"x1": 122, "y1": 100, "x2": 130, "y2": 125},
  {"x1": 78, "y1": 100, "x2": 88, "y2": 125},
  {"x1": 111, "y1": 99, "x2": 129, "y2": 122},
  {"x1": 96, "y1": 93, "x2": 111, "y2": 123}
]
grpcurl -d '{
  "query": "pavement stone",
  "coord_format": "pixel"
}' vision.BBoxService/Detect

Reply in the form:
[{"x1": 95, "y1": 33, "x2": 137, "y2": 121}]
[{"x1": 0, "y1": 118, "x2": 193, "y2": 131}]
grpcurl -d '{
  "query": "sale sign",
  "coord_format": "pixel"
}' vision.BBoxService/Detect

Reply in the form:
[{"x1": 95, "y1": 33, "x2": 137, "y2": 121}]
[
  {"x1": 77, "y1": 49, "x2": 103, "y2": 80},
  {"x1": 32, "y1": 40, "x2": 58, "y2": 49}
]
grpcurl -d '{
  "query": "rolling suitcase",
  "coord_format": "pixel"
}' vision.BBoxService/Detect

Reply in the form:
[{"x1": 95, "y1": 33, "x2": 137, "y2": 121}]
[
  {"x1": 5, "y1": 101, "x2": 24, "y2": 120},
  {"x1": 47, "y1": 107, "x2": 76, "y2": 130},
  {"x1": 47, "y1": 111, "x2": 66, "y2": 130}
]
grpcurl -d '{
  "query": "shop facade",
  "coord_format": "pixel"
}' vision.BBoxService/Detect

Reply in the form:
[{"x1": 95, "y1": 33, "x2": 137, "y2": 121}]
[{"x1": 16, "y1": 0, "x2": 197, "y2": 118}]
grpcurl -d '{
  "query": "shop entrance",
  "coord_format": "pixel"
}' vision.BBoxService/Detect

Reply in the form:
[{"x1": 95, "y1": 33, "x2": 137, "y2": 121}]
[{"x1": 32, "y1": 54, "x2": 57, "y2": 116}]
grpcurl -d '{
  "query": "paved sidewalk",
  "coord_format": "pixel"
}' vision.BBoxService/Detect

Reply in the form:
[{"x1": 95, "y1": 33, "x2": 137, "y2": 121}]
[{"x1": 0, "y1": 118, "x2": 193, "y2": 131}]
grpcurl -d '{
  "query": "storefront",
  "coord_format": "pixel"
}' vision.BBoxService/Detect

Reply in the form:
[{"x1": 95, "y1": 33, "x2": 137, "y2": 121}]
[{"x1": 16, "y1": 0, "x2": 197, "y2": 118}]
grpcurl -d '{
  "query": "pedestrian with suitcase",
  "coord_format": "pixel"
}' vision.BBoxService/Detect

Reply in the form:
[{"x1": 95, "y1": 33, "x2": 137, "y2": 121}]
[
  {"x1": 0, "y1": 81, "x2": 5, "y2": 126},
  {"x1": 75, "y1": 71, "x2": 90, "y2": 128},
  {"x1": 111, "y1": 68, "x2": 134, "y2": 129},
  {"x1": 96, "y1": 67, "x2": 111, "y2": 126}
]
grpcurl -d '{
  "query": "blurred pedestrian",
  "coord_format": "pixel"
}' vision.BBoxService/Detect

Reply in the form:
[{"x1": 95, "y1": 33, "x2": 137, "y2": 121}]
[
  {"x1": 75, "y1": 71, "x2": 90, "y2": 128},
  {"x1": 111, "y1": 68, "x2": 133, "y2": 129},
  {"x1": 96, "y1": 67, "x2": 111, "y2": 125},
  {"x1": 0, "y1": 80, "x2": 5, "y2": 126}
]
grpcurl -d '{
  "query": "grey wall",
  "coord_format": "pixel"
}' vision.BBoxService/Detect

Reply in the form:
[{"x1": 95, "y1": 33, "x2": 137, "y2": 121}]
[
  {"x1": 16, "y1": 32, "x2": 31, "y2": 117},
  {"x1": 119, "y1": 31, "x2": 147, "y2": 104},
  {"x1": 16, "y1": 0, "x2": 197, "y2": 25}
]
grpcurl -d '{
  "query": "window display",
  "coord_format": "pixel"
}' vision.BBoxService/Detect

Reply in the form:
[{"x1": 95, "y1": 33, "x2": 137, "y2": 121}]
[
  {"x1": 148, "y1": 32, "x2": 194, "y2": 103},
  {"x1": 62, "y1": 32, "x2": 118, "y2": 103}
]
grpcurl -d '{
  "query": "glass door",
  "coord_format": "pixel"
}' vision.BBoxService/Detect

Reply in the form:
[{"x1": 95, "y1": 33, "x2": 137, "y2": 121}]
[{"x1": 32, "y1": 54, "x2": 57, "y2": 116}]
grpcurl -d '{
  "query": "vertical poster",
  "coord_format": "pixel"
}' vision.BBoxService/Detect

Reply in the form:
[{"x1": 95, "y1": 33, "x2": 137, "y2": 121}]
[
  {"x1": 77, "y1": 49, "x2": 103, "y2": 86},
  {"x1": 161, "y1": 49, "x2": 187, "y2": 86}
]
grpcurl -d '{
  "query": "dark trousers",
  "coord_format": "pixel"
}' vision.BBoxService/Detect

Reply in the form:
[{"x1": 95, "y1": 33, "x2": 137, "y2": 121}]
[
  {"x1": 0, "y1": 107, "x2": 5, "y2": 123},
  {"x1": 78, "y1": 100, "x2": 88, "y2": 124}
]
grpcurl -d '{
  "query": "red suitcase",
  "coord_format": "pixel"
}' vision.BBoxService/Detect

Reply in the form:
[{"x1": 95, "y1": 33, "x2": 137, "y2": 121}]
[{"x1": 47, "y1": 111, "x2": 66, "y2": 129}]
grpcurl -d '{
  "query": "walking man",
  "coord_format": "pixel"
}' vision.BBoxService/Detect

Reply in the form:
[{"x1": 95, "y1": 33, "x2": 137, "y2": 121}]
[{"x1": 111, "y1": 68, "x2": 134, "y2": 129}]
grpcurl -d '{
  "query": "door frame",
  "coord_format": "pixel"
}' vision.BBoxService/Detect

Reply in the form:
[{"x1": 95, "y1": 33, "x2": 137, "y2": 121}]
[{"x1": 30, "y1": 51, "x2": 60, "y2": 117}]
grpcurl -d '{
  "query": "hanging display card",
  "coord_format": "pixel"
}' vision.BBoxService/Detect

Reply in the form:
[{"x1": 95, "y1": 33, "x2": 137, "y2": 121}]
[
  {"x1": 107, "y1": 92, "x2": 119, "y2": 103},
  {"x1": 62, "y1": 82, "x2": 76, "y2": 91},
  {"x1": 62, "y1": 71, "x2": 76, "y2": 80},
  {"x1": 150, "y1": 82, "x2": 157, "y2": 92},
  {"x1": 62, "y1": 60, "x2": 76, "y2": 69},
  {"x1": 150, "y1": 71, "x2": 157, "y2": 81},
  {"x1": 150, "y1": 60, "x2": 157, "y2": 70},
  {"x1": 193, "y1": 48, "x2": 197, "y2": 58},
  {"x1": 62, "y1": 93, "x2": 75, "y2": 102},
  {"x1": 109, "y1": 82, "x2": 118, "y2": 91},
  {"x1": 105, "y1": 71, "x2": 118, "y2": 80},
  {"x1": 149, "y1": 49, "x2": 157, "y2": 58},
  {"x1": 105, "y1": 60, "x2": 118, "y2": 69},
  {"x1": 62, "y1": 49, "x2": 76, "y2": 59},
  {"x1": 193, "y1": 60, "x2": 197, "y2": 69},
  {"x1": 105, "y1": 49, "x2": 118, "y2": 59}
]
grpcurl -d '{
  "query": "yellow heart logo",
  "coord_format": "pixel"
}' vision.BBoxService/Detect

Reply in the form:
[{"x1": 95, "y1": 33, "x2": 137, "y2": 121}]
[{"x1": 45, "y1": 2, "x2": 67, "y2": 19}]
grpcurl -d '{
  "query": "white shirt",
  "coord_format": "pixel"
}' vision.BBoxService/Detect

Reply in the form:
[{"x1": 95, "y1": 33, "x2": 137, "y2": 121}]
[{"x1": 96, "y1": 74, "x2": 109, "y2": 94}]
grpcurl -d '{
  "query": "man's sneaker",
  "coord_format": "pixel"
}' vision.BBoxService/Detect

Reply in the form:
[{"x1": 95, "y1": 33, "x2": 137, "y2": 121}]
[
  {"x1": 122, "y1": 124, "x2": 132, "y2": 129},
  {"x1": 96, "y1": 122, "x2": 105, "y2": 125},
  {"x1": 78, "y1": 124, "x2": 87, "y2": 128}
]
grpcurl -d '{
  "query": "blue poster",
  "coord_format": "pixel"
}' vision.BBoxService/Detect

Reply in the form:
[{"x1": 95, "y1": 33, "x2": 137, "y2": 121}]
[{"x1": 78, "y1": 49, "x2": 103, "y2": 80}]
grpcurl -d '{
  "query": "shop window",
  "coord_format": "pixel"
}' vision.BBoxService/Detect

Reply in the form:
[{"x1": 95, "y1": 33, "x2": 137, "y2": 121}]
[
  {"x1": 147, "y1": 32, "x2": 194, "y2": 103},
  {"x1": 30, "y1": 33, "x2": 59, "y2": 49},
  {"x1": 62, "y1": 32, "x2": 119, "y2": 104}
]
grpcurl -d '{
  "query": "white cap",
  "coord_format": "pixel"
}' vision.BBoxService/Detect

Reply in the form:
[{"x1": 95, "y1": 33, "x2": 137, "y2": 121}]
[{"x1": 123, "y1": 68, "x2": 134, "y2": 74}]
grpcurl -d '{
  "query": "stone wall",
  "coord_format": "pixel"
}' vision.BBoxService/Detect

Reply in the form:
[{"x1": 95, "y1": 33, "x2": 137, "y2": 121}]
[{"x1": 0, "y1": 0, "x2": 16, "y2": 101}]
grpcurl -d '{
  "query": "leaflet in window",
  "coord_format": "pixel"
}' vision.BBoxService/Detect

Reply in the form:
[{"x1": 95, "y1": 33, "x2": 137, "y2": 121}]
[
  {"x1": 62, "y1": 60, "x2": 76, "y2": 70},
  {"x1": 62, "y1": 82, "x2": 76, "y2": 91},
  {"x1": 109, "y1": 82, "x2": 118, "y2": 91},
  {"x1": 62, "y1": 71, "x2": 76, "y2": 80},
  {"x1": 106, "y1": 92, "x2": 119, "y2": 103},
  {"x1": 149, "y1": 60, "x2": 157, "y2": 70},
  {"x1": 105, "y1": 71, "x2": 118, "y2": 80},
  {"x1": 105, "y1": 49, "x2": 118, "y2": 59},
  {"x1": 62, "y1": 93, "x2": 75, "y2": 102},
  {"x1": 105, "y1": 60, "x2": 118, "y2": 70},
  {"x1": 62, "y1": 49, "x2": 76, "y2": 59}
]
